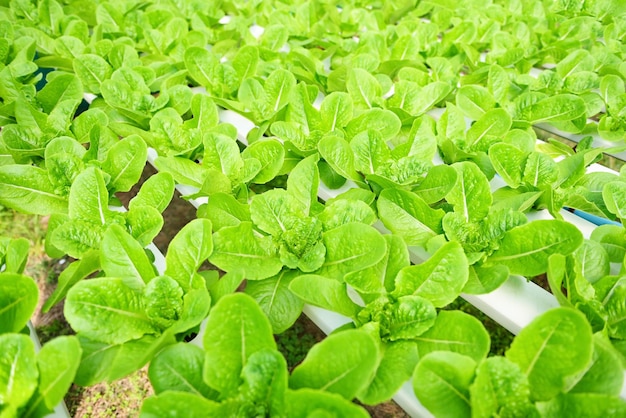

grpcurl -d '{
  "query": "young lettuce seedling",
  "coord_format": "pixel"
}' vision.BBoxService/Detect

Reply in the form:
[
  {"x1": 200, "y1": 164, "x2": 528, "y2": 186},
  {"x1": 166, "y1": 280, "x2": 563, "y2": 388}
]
[
  {"x1": 205, "y1": 154, "x2": 385, "y2": 333},
  {"x1": 413, "y1": 307, "x2": 626, "y2": 417},
  {"x1": 142, "y1": 293, "x2": 372, "y2": 418},
  {"x1": 62, "y1": 219, "x2": 213, "y2": 386},
  {"x1": 490, "y1": 137, "x2": 621, "y2": 220},
  {"x1": 379, "y1": 161, "x2": 584, "y2": 294},
  {"x1": 290, "y1": 239, "x2": 492, "y2": 405}
]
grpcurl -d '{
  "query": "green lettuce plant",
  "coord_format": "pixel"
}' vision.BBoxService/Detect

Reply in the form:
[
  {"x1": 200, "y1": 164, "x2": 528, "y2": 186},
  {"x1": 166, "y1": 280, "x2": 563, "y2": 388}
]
[
  {"x1": 203, "y1": 154, "x2": 386, "y2": 332},
  {"x1": 62, "y1": 219, "x2": 212, "y2": 386},
  {"x1": 0, "y1": 236, "x2": 81, "y2": 418},
  {"x1": 141, "y1": 293, "x2": 372, "y2": 418},
  {"x1": 413, "y1": 307, "x2": 626, "y2": 417}
]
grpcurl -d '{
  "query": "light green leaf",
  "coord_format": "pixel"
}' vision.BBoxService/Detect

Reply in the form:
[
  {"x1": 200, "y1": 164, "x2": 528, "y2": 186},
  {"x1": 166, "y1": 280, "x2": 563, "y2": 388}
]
[
  {"x1": 202, "y1": 132, "x2": 243, "y2": 182},
  {"x1": 351, "y1": 129, "x2": 391, "y2": 175},
  {"x1": 239, "y1": 349, "x2": 288, "y2": 416},
  {"x1": 413, "y1": 164, "x2": 458, "y2": 204},
  {"x1": 437, "y1": 103, "x2": 466, "y2": 141},
  {"x1": 263, "y1": 69, "x2": 296, "y2": 116},
  {"x1": 289, "y1": 274, "x2": 360, "y2": 319},
  {"x1": 65, "y1": 278, "x2": 156, "y2": 345},
  {"x1": 285, "y1": 389, "x2": 370, "y2": 418},
  {"x1": 143, "y1": 276, "x2": 184, "y2": 330},
  {"x1": 574, "y1": 240, "x2": 609, "y2": 284},
  {"x1": 141, "y1": 391, "x2": 220, "y2": 418},
  {"x1": 488, "y1": 64, "x2": 509, "y2": 103},
  {"x1": 0, "y1": 334, "x2": 38, "y2": 410},
  {"x1": 320, "y1": 92, "x2": 353, "y2": 132},
  {"x1": 210, "y1": 222, "x2": 283, "y2": 281},
  {"x1": 536, "y1": 393, "x2": 626, "y2": 417},
  {"x1": 415, "y1": 310, "x2": 490, "y2": 361},
  {"x1": 68, "y1": 167, "x2": 113, "y2": 225},
  {"x1": 377, "y1": 188, "x2": 444, "y2": 246},
  {"x1": 207, "y1": 271, "x2": 243, "y2": 306},
  {"x1": 345, "y1": 234, "x2": 409, "y2": 295},
  {"x1": 241, "y1": 139, "x2": 284, "y2": 184},
  {"x1": 456, "y1": 85, "x2": 496, "y2": 120},
  {"x1": 317, "y1": 223, "x2": 387, "y2": 280},
  {"x1": 101, "y1": 135, "x2": 147, "y2": 193},
  {"x1": 197, "y1": 192, "x2": 250, "y2": 231},
  {"x1": 165, "y1": 219, "x2": 213, "y2": 292},
  {"x1": 129, "y1": 172, "x2": 175, "y2": 213},
  {"x1": 250, "y1": 189, "x2": 292, "y2": 236},
  {"x1": 260, "y1": 25, "x2": 288, "y2": 50},
  {"x1": 407, "y1": 116, "x2": 438, "y2": 162},
  {"x1": 345, "y1": 108, "x2": 401, "y2": 141},
  {"x1": 590, "y1": 225, "x2": 626, "y2": 263},
  {"x1": 469, "y1": 357, "x2": 536, "y2": 418},
  {"x1": 28, "y1": 336, "x2": 81, "y2": 412},
  {"x1": 73, "y1": 334, "x2": 174, "y2": 386},
  {"x1": 203, "y1": 293, "x2": 276, "y2": 397},
  {"x1": 245, "y1": 270, "x2": 304, "y2": 334},
  {"x1": 556, "y1": 50, "x2": 594, "y2": 79},
  {"x1": 601, "y1": 75, "x2": 625, "y2": 104},
  {"x1": 318, "y1": 199, "x2": 376, "y2": 232},
  {"x1": 184, "y1": 47, "x2": 218, "y2": 88},
  {"x1": 489, "y1": 143, "x2": 527, "y2": 188},
  {"x1": 73, "y1": 54, "x2": 112, "y2": 94},
  {"x1": 381, "y1": 295, "x2": 437, "y2": 341},
  {"x1": 523, "y1": 152, "x2": 558, "y2": 187},
  {"x1": 506, "y1": 308, "x2": 593, "y2": 401},
  {"x1": 466, "y1": 108, "x2": 512, "y2": 151},
  {"x1": 463, "y1": 264, "x2": 510, "y2": 294},
  {"x1": 101, "y1": 224, "x2": 156, "y2": 285},
  {"x1": 148, "y1": 343, "x2": 216, "y2": 398},
  {"x1": 50, "y1": 219, "x2": 103, "y2": 258},
  {"x1": 409, "y1": 81, "x2": 453, "y2": 116},
  {"x1": 125, "y1": 206, "x2": 163, "y2": 247},
  {"x1": 232, "y1": 45, "x2": 259, "y2": 81},
  {"x1": 488, "y1": 220, "x2": 583, "y2": 277},
  {"x1": 2, "y1": 237, "x2": 29, "y2": 275},
  {"x1": 36, "y1": 73, "x2": 83, "y2": 114},
  {"x1": 527, "y1": 94, "x2": 587, "y2": 124},
  {"x1": 569, "y1": 334, "x2": 624, "y2": 396},
  {"x1": 595, "y1": 276, "x2": 626, "y2": 339},
  {"x1": 413, "y1": 351, "x2": 475, "y2": 418},
  {"x1": 290, "y1": 329, "x2": 379, "y2": 399},
  {"x1": 186, "y1": 94, "x2": 218, "y2": 132},
  {"x1": 43, "y1": 250, "x2": 100, "y2": 312},
  {"x1": 287, "y1": 154, "x2": 319, "y2": 216},
  {"x1": 167, "y1": 287, "x2": 211, "y2": 335},
  {"x1": 0, "y1": 273, "x2": 38, "y2": 333},
  {"x1": 446, "y1": 162, "x2": 492, "y2": 223},
  {"x1": 603, "y1": 181, "x2": 626, "y2": 222},
  {"x1": 318, "y1": 134, "x2": 362, "y2": 183},
  {"x1": 394, "y1": 241, "x2": 468, "y2": 307},
  {"x1": 0, "y1": 164, "x2": 68, "y2": 215},
  {"x1": 347, "y1": 68, "x2": 381, "y2": 110},
  {"x1": 358, "y1": 341, "x2": 418, "y2": 405}
]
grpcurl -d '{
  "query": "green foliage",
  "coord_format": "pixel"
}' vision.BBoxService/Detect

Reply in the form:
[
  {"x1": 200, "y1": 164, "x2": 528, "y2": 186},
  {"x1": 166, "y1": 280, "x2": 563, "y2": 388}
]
[{"x1": 2, "y1": 0, "x2": 624, "y2": 415}]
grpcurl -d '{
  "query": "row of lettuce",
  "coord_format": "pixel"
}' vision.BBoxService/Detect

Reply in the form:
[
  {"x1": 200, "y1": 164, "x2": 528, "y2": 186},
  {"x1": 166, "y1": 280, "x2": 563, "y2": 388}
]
[
  {"x1": 3, "y1": 229, "x2": 625, "y2": 417},
  {"x1": 2, "y1": 0, "x2": 626, "y2": 416}
]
